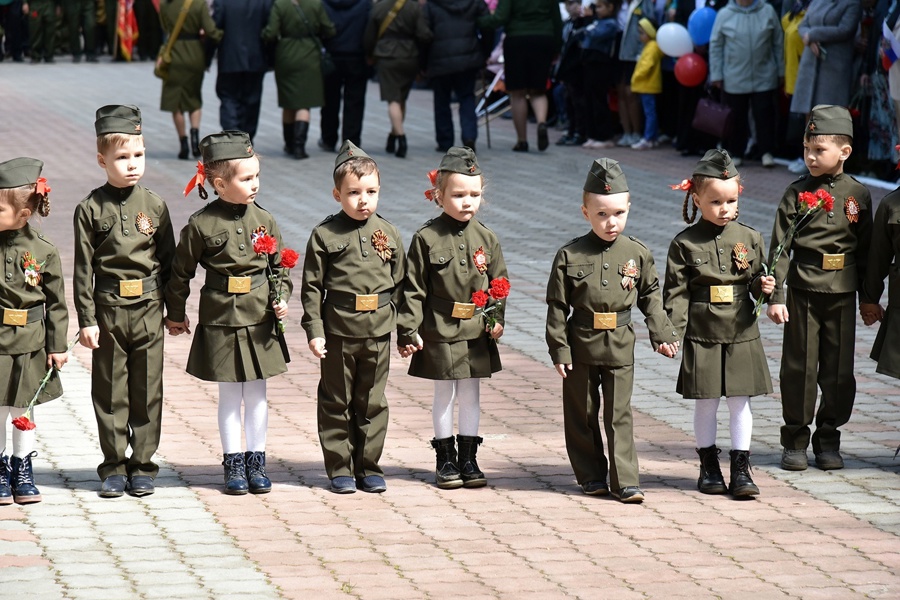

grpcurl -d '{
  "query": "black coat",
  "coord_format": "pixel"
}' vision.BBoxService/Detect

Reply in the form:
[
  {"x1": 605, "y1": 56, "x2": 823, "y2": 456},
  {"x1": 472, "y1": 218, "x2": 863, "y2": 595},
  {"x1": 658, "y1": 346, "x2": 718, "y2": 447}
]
[
  {"x1": 212, "y1": 0, "x2": 274, "y2": 73},
  {"x1": 322, "y1": 0, "x2": 370, "y2": 56},
  {"x1": 423, "y1": 0, "x2": 489, "y2": 77}
]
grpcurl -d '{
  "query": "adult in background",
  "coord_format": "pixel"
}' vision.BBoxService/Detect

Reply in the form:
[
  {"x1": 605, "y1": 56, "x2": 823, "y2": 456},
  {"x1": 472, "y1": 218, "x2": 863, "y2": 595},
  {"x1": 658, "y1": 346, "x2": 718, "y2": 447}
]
[
  {"x1": 65, "y1": 0, "x2": 97, "y2": 62},
  {"x1": 134, "y1": 0, "x2": 163, "y2": 61},
  {"x1": 478, "y1": 0, "x2": 562, "y2": 152},
  {"x1": 364, "y1": 0, "x2": 433, "y2": 158},
  {"x1": 212, "y1": 0, "x2": 274, "y2": 143},
  {"x1": 615, "y1": 0, "x2": 656, "y2": 147},
  {"x1": 263, "y1": 0, "x2": 336, "y2": 159},
  {"x1": 319, "y1": 0, "x2": 371, "y2": 152},
  {"x1": 0, "y1": 0, "x2": 26, "y2": 62},
  {"x1": 424, "y1": 0, "x2": 490, "y2": 152},
  {"x1": 709, "y1": 0, "x2": 783, "y2": 167},
  {"x1": 159, "y1": 0, "x2": 223, "y2": 159}
]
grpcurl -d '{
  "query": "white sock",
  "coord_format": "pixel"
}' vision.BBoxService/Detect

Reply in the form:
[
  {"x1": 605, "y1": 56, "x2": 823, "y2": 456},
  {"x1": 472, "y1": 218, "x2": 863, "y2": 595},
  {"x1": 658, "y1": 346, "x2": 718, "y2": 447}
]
[
  {"x1": 0, "y1": 406, "x2": 8, "y2": 454},
  {"x1": 243, "y1": 379, "x2": 268, "y2": 452},
  {"x1": 432, "y1": 380, "x2": 456, "y2": 439},
  {"x1": 10, "y1": 406, "x2": 34, "y2": 458},
  {"x1": 218, "y1": 382, "x2": 244, "y2": 454},
  {"x1": 694, "y1": 398, "x2": 720, "y2": 448},
  {"x1": 726, "y1": 395, "x2": 752, "y2": 451},
  {"x1": 456, "y1": 378, "x2": 481, "y2": 437}
]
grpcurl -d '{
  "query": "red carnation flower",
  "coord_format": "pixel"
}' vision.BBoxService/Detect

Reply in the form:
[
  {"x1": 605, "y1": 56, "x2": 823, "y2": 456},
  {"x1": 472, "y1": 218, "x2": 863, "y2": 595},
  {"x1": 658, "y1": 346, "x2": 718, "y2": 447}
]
[
  {"x1": 12, "y1": 416, "x2": 35, "y2": 431},
  {"x1": 280, "y1": 248, "x2": 300, "y2": 269},
  {"x1": 471, "y1": 290, "x2": 489, "y2": 308},
  {"x1": 488, "y1": 277, "x2": 511, "y2": 300},
  {"x1": 798, "y1": 191, "x2": 818, "y2": 210},
  {"x1": 253, "y1": 234, "x2": 278, "y2": 255}
]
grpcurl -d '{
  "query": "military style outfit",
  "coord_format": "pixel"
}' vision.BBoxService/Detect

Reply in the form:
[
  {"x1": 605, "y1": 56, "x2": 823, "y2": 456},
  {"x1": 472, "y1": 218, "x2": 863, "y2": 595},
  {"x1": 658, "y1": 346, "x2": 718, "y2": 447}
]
[
  {"x1": 0, "y1": 158, "x2": 68, "y2": 505},
  {"x1": 301, "y1": 141, "x2": 403, "y2": 492},
  {"x1": 159, "y1": 0, "x2": 223, "y2": 114},
  {"x1": 768, "y1": 106, "x2": 872, "y2": 469},
  {"x1": 862, "y1": 189, "x2": 900, "y2": 379}
]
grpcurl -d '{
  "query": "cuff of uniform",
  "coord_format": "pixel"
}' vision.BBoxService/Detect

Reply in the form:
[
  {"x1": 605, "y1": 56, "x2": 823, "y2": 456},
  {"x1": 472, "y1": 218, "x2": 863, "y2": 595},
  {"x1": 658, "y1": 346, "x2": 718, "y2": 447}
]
[
  {"x1": 167, "y1": 310, "x2": 186, "y2": 324},
  {"x1": 77, "y1": 313, "x2": 96, "y2": 329},
  {"x1": 303, "y1": 320, "x2": 325, "y2": 342},
  {"x1": 550, "y1": 348, "x2": 572, "y2": 366}
]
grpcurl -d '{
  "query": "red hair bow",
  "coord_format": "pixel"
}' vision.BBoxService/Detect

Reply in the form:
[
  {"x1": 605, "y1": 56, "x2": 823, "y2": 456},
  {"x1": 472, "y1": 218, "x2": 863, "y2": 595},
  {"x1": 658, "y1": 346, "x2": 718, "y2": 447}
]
[
  {"x1": 670, "y1": 179, "x2": 693, "y2": 191},
  {"x1": 183, "y1": 161, "x2": 206, "y2": 197},
  {"x1": 35, "y1": 177, "x2": 51, "y2": 197}
]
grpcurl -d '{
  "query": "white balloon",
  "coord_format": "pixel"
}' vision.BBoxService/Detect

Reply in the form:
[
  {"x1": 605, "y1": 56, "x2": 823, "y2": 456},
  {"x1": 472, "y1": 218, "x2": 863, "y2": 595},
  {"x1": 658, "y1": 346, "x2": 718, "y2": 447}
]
[{"x1": 656, "y1": 23, "x2": 694, "y2": 58}]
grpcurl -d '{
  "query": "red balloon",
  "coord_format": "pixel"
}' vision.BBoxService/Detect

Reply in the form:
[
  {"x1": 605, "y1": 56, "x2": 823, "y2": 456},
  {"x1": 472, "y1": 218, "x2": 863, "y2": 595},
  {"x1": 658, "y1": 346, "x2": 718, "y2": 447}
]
[{"x1": 675, "y1": 53, "x2": 708, "y2": 88}]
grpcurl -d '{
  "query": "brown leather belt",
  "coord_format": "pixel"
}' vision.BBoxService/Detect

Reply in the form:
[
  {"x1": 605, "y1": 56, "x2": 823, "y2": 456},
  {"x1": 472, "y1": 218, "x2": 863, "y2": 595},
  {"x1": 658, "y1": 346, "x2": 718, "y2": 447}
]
[
  {"x1": 95, "y1": 275, "x2": 161, "y2": 297},
  {"x1": 691, "y1": 284, "x2": 749, "y2": 303},
  {"x1": 325, "y1": 290, "x2": 393, "y2": 312},
  {"x1": 204, "y1": 271, "x2": 268, "y2": 294},
  {"x1": 1, "y1": 304, "x2": 44, "y2": 326},
  {"x1": 792, "y1": 249, "x2": 854, "y2": 271},
  {"x1": 571, "y1": 308, "x2": 632, "y2": 330},
  {"x1": 427, "y1": 296, "x2": 484, "y2": 320}
]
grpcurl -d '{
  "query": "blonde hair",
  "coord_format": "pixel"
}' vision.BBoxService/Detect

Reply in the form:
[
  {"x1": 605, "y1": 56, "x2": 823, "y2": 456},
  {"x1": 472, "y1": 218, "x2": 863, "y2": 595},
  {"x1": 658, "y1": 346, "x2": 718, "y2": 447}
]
[
  {"x1": 805, "y1": 133, "x2": 852, "y2": 147},
  {"x1": 0, "y1": 184, "x2": 50, "y2": 219},
  {"x1": 682, "y1": 174, "x2": 742, "y2": 224},
  {"x1": 97, "y1": 132, "x2": 144, "y2": 155},
  {"x1": 334, "y1": 157, "x2": 380, "y2": 188},
  {"x1": 428, "y1": 171, "x2": 486, "y2": 205}
]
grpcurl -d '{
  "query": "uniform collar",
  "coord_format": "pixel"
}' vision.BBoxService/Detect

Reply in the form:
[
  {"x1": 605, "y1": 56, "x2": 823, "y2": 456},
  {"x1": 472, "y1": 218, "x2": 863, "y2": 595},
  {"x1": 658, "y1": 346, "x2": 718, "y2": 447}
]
[
  {"x1": 587, "y1": 230, "x2": 616, "y2": 250},
  {"x1": 696, "y1": 218, "x2": 728, "y2": 235},
  {"x1": 809, "y1": 171, "x2": 844, "y2": 186},
  {"x1": 215, "y1": 198, "x2": 248, "y2": 216},
  {"x1": 336, "y1": 210, "x2": 368, "y2": 228},
  {"x1": 439, "y1": 212, "x2": 471, "y2": 229},
  {"x1": 102, "y1": 182, "x2": 137, "y2": 199}
]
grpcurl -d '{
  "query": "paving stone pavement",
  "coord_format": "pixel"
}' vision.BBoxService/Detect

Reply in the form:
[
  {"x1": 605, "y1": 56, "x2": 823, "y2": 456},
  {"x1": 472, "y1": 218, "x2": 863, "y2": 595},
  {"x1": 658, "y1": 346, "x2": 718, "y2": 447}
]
[{"x1": 0, "y1": 61, "x2": 898, "y2": 599}]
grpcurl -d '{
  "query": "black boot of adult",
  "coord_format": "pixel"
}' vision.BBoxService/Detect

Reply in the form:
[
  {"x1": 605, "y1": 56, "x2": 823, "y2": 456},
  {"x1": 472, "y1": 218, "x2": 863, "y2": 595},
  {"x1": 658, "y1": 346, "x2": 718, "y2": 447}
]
[
  {"x1": 386, "y1": 133, "x2": 397, "y2": 153},
  {"x1": 10, "y1": 452, "x2": 41, "y2": 504},
  {"x1": 178, "y1": 136, "x2": 189, "y2": 160},
  {"x1": 431, "y1": 437, "x2": 463, "y2": 490},
  {"x1": 190, "y1": 128, "x2": 201, "y2": 158},
  {"x1": 729, "y1": 450, "x2": 760, "y2": 498},
  {"x1": 456, "y1": 435, "x2": 486, "y2": 488},
  {"x1": 222, "y1": 453, "x2": 249, "y2": 495},
  {"x1": 696, "y1": 445, "x2": 727, "y2": 494},
  {"x1": 395, "y1": 135, "x2": 408, "y2": 158},
  {"x1": 244, "y1": 451, "x2": 272, "y2": 494},
  {"x1": 283, "y1": 123, "x2": 295, "y2": 155},
  {"x1": 293, "y1": 121, "x2": 310, "y2": 159}
]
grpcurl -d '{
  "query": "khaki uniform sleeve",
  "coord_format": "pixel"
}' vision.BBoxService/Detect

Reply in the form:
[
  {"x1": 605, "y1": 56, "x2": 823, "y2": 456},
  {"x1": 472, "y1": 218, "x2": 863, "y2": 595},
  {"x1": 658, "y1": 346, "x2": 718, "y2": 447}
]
[
  {"x1": 636, "y1": 247, "x2": 677, "y2": 349},
  {"x1": 155, "y1": 200, "x2": 177, "y2": 292},
  {"x1": 663, "y1": 238, "x2": 688, "y2": 342},
  {"x1": 300, "y1": 228, "x2": 327, "y2": 341},
  {"x1": 165, "y1": 220, "x2": 202, "y2": 324},
  {"x1": 42, "y1": 247, "x2": 69, "y2": 353},
  {"x1": 861, "y1": 197, "x2": 894, "y2": 304},
  {"x1": 269, "y1": 217, "x2": 293, "y2": 304},
  {"x1": 486, "y1": 236, "x2": 508, "y2": 326},
  {"x1": 545, "y1": 248, "x2": 572, "y2": 366},
  {"x1": 767, "y1": 189, "x2": 796, "y2": 304},
  {"x1": 390, "y1": 225, "x2": 406, "y2": 307},
  {"x1": 397, "y1": 232, "x2": 427, "y2": 346},
  {"x1": 855, "y1": 188, "x2": 874, "y2": 297},
  {"x1": 72, "y1": 202, "x2": 97, "y2": 328}
]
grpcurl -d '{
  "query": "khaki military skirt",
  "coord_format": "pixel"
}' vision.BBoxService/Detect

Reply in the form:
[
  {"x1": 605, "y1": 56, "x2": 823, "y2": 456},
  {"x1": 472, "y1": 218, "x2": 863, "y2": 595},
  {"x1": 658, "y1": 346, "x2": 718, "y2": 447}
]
[
  {"x1": 408, "y1": 336, "x2": 501, "y2": 380},
  {"x1": 377, "y1": 56, "x2": 420, "y2": 103},
  {"x1": 0, "y1": 348, "x2": 63, "y2": 408},
  {"x1": 187, "y1": 322, "x2": 287, "y2": 382},
  {"x1": 676, "y1": 338, "x2": 772, "y2": 399}
]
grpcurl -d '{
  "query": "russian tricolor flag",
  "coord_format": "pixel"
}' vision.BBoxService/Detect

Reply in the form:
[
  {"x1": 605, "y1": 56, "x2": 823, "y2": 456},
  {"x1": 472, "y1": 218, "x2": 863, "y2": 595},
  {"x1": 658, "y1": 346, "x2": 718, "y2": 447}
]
[{"x1": 883, "y1": 21, "x2": 900, "y2": 71}]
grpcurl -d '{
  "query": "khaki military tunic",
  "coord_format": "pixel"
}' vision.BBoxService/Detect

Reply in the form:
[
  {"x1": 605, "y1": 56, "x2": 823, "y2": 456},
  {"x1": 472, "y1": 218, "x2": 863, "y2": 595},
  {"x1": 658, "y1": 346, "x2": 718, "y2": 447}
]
[
  {"x1": 159, "y1": 0, "x2": 224, "y2": 112},
  {"x1": 167, "y1": 200, "x2": 291, "y2": 382},
  {"x1": 767, "y1": 172, "x2": 872, "y2": 453},
  {"x1": 664, "y1": 219, "x2": 772, "y2": 399},
  {"x1": 0, "y1": 225, "x2": 68, "y2": 408},
  {"x1": 363, "y1": 0, "x2": 433, "y2": 102},
  {"x1": 301, "y1": 211, "x2": 404, "y2": 479},
  {"x1": 546, "y1": 232, "x2": 677, "y2": 490},
  {"x1": 861, "y1": 189, "x2": 900, "y2": 379},
  {"x1": 74, "y1": 183, "x2": 176, "y2": 479},
  {"x1": 398, "y1": 213, "x2": 507, "y2": 380}
]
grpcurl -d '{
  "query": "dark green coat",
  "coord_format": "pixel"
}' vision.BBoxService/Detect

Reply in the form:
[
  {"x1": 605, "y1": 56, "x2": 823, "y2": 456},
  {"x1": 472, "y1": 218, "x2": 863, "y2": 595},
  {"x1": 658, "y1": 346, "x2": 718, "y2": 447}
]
[
  {"x1": 262, "y1": 0, "x2": 336, "y2": 109},
  {"x1": 159, "y1": 0, "x2": 223, "y2": 112},
  {"x1": 363, "y1": 0, "x2": 432, "y2": 61},
  {"x1": 546, "y1": 232, "x2": 676, "y2": 368},
  {"x1": 862, "y1": 189, "x2": 900, "y2": 378}
]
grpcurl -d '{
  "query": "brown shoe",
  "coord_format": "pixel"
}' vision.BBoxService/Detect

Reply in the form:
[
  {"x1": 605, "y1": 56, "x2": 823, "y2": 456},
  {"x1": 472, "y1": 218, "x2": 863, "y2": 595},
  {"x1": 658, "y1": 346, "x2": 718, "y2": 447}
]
[{"x1": 814, "y1": 450, "x2": 844, "y2": 470}]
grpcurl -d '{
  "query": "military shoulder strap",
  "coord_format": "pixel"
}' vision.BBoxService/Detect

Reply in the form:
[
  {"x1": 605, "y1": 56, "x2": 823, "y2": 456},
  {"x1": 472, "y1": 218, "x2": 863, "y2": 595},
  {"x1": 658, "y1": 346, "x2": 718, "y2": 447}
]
[
  {"x1": 161, "y1": 0, "x2": 194, "y2": 62},
  {"x1": 377, "y1": 0, "x2": 408, "y2": 40}
]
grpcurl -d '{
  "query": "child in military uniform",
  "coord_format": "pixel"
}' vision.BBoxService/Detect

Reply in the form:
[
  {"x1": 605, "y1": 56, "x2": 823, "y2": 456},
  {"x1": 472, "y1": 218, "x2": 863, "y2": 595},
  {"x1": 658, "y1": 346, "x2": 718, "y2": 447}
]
[
  {"x1": 301, "y1": 141, "x2": 403, "y2": 495},
  {"x1": 168, "y1": 131, "x2": 290, "y2": 496},
  {"x1": 766, "y1": 105, "x2": 873, "y2": 472},
  {"x1": 0, "y1": 158, "x2": 69, "y2": 505},
  {"x1": 397, "y1": 147, "x2": 507, "y2": 490},
  {"x1": 74, "y1": 105, "x2": 176, "y2": 498},
  {"x1": 663, "y1": 150, "x2": 775, "y2": 499},
  {"x1": 545, "y1": 158, "x2": 677, "y2": 503}
]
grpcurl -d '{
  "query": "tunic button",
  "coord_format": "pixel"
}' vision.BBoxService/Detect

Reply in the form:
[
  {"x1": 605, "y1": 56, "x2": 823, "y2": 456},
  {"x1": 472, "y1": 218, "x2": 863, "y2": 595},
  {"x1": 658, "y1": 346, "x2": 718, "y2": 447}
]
[
  {"x1": 459, "y1": 244, "x2": 465, "y2": 250},
  {"x1": 237, "y1": 228, "x2": 243, "y2": 234},
  {"x1": 830, "y1": 183, "x2": 835, "y2": 188},
  {"x1": 361, "y1": 237, "x2": 367, "y2": 243},
  {"x1": 827, "y1": 212, "x2": 834, "y2": 217},
  {"x1": 215, "y1": 239, "x2": 221, "y2": 245},
  {"x1": 603, "y1": 263, "x2": 609, "y2": 269},
  {"x1": 4, "y1": 258, "x2": 9, "y2": 264},
  {"x1": 577, "y1": 270, "x2": 584, "y2": 276},
  {"x1": 718, "y1": 249, "x2": 724, "y2": 255},
  {"x1": 122, "y1": 215, "x2": 128, "y2": 221},
  {"x1": 694, "y1": 259, "x2": 701, "y2": 265},
  {"x1": 457, "y1": 231, "x2": 463, "y2": 237},
  {"x1": 459, "y1": 260, "x2": 466, "y2": 266},
  {"x1": 439, "y1": 257, "x2": 445, "y2": 263},
  {"x1": 120, "y1": 200, "x2": 126, "y2": 206},
  {"x1": 233, "y1": 215, "x2": 240, "y2": 220},
  {"x1": 239, "y1": 244, "x2": 245, "y2": 250},
  {"x1": 720, "y1": 265, "x2": 726, "y2": 272},
  {"x1": 716, "y1": 235, "x2": 721, "y2": 240},
  {"x1": 5, "y1": 274, "x2": 10, "y2": 280},
  {"x1": 601, "y1": 280, "x2": 608, "y2": 286},
  {"x1": 102, "y1": 224, "x2": 109, "y2": 231},
  {"x1": 363, "y1": 250, "x2": 369, "y2": 257},
  {"x1": 123, "y1": 230, "x2": 130, "y2": 236}
]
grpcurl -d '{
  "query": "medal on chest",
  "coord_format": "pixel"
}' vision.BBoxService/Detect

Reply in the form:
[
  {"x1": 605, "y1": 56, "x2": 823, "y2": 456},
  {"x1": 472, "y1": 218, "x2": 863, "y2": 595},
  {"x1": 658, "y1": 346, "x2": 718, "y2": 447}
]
[
  {"x1": 21, "y1": 251, "x2": 42, "y2": 286},
  {"x1": 473, "y1": 246, "x2": 488, "y2": 274},
  {"x1": 251, "y1": 225, "x2": 268, "y2": 243},
  {"x1": 135, "y1": 212, "x2": 154, "y2": 236},
  {"x1": 372, "y1": 229, "x2": 392, "y2": 263},
  {"x1": 732, "y1": 242, "x2": 749, "y2": 271},
  {"x1": 619, "y1": 259, "x2": 639, "y2": 290},
  {"x1": 844, "y1": 196, "x2": 860, "y2": 223}
]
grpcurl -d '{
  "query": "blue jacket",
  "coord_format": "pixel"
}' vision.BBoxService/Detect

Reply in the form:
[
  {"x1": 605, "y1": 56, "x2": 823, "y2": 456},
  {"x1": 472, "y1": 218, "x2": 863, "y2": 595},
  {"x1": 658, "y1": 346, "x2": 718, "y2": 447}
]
[
  {"x1": 213, "y1": 0, "x2": 274, "y2": 73},
  {"x1": 579, "y1": 16, "x2": 619, "y2": 58},
  {"x1": 322, "y1": 0, "x2": 370, "y2": 56}
]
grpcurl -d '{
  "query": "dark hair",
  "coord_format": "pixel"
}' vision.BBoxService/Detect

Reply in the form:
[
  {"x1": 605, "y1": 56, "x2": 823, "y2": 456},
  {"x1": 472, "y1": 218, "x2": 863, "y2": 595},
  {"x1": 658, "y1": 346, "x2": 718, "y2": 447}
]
[{"x1": 804, "y1": 133, "x2": 853, "y2": 147}]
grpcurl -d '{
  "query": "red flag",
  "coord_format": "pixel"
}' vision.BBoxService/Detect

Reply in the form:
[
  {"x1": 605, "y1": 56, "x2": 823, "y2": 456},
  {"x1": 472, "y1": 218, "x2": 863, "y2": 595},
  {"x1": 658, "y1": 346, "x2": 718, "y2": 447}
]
[{"x1": 116, "y1": 0, "x2": 140, "y2": 61}]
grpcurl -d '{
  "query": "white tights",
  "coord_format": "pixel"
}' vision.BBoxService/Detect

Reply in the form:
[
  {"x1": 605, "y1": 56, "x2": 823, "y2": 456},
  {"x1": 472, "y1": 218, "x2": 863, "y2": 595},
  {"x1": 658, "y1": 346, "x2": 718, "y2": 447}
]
[
  {"x1": 432, "y1": 378, "x2": 480, "y2": 439},
  {"x1": 218, "y1": 380, "x2": 268, "y2": 454},
  {"x1": 694, "y1": 396, "x2": 752, "y2": 451},
  {"x1": 0, "y1": 406, "x2": 34, "y2": 458}
]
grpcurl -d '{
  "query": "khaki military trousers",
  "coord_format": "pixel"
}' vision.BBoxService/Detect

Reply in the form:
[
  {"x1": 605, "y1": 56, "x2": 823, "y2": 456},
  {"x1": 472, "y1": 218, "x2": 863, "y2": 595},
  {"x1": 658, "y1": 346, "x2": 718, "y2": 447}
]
[
  {"x1": 779, "y1": 288, "x2": 856, "y2": 453},
  {"x1": 92, "y1": 299, "x2": 164, "y2": 480},
  {"x1": 317, "y1": 333, "x2": 390, "y2": 479},
  {"x1": 563, "y1": 362, "x2": 638, "y2": 490}
]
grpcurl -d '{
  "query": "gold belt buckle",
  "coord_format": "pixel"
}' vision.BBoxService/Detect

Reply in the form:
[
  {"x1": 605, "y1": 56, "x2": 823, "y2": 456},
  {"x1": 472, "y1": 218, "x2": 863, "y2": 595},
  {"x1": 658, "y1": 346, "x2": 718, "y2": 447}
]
[
  {"x1": 227, "y1": 276, "x2": 251, "y2": 294},
  {"x1": 355, "y1": 294, "x2": 378, "y2": 311},
  {"x1": 822, "y1": 254, "x2": 845, "y2": 270},
  {"x1": 119, "y1": 279, "x2": 143, "y2": 297},
  {"x1": 593, "y1": 312, "x2": 616, "y2": 330},
  {"x1": 2, "y1": 308, "x2": 27, "y2": 326},
  {"x1": 451, "y1": 302, "x2": 476, "y2": 319},
  {"x1": 710, "y1": 285, "x2": 734, "y2": 304}
]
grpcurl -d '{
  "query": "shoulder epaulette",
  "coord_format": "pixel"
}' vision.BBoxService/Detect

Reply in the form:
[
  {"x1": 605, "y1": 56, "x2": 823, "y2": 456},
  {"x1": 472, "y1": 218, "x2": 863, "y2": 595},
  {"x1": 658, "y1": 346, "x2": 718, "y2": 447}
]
[
  {"x1": 417, "y1": 218, "x2": 435, "y2": 232},
  {"x1": 34, "y1": 231, "x2": 53, "y2": 246},
  {"x1": 316, "y1": 214, "x2": 335, "y2": 226},
  {"x1": 374, "y1": 212, "x2": 394, "y2": 225},
  {"x1": 474, "y1": 219, "x2": 495, "y2": 234},
  {"x1": 560, "y1": 234, "x2": 584, "y2": 248},
  {"x1": 627, "y1": 235, "x2": 649, "y2": 250},
  {"x1": 792, "y1": 174, "x2": 808, "y2": 184}
]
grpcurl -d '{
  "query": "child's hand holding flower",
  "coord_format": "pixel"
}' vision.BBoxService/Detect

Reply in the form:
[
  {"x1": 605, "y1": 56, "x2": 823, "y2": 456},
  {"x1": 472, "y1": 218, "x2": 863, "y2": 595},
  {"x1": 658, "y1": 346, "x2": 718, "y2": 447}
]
[
  {"x1": 759, "y1": 275, "x2": 775, "y2": 296},
  {"x1": 471, "y1": 277, "x2": 511, "y2": 338},
  {"x1": 273, "y1": 299, "x2": 288, "y2": 320}
]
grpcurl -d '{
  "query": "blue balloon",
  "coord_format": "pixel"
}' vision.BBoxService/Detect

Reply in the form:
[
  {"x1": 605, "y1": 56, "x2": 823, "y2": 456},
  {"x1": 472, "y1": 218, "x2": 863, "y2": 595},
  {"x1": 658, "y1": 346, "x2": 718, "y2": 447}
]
[{"x1": 688, "y1": 7, "x2": 717, "y2": 46}]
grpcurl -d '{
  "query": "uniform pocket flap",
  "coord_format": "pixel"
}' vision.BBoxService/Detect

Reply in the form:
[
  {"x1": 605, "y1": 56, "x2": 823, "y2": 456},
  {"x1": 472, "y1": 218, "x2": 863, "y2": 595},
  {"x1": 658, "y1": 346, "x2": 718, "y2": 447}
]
[
  {"x1": 203, "y1": 230, "x2": 230, "y2": 248},
  {"x1": 325, "y1": 239, "x2": 351, "y2": 253},
  {"x1": 565, "y1": 263, "x2": 594, "y2": 279},
  {"x1": 93, "y1": 215, "x2": 117, "y2": 233},
  {"x1": 429, "y1": 248, "x2": 455, "y2": 265},
  {"x1": 688, "y1": 251, "x2": 711, "y2": 267}
]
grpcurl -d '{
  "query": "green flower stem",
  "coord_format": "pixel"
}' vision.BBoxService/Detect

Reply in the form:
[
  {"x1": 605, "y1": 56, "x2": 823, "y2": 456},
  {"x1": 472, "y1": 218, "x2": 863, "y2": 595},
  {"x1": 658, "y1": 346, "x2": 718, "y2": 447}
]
[{"x1": 23, "y1": 334, "x2": 79, "y2": 419}]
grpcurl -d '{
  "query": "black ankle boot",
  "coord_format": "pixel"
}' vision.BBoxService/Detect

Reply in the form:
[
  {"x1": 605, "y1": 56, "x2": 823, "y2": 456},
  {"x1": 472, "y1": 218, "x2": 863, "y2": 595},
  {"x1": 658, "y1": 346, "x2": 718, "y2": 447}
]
[
  {"x1": 222, "y1": 453, "x2": 249, "y2": 495},
  {"x1": 283, "y1": 123, "x2": 295, "y2": 155},
  {"x1": 431, "y1": 437, "x2": 463, "y2": 490},
  {"x1": 456, "y1": 435, "x2": 486, "y2": 488},
  {"x1": 10, "y1": 452, "x2": 41, "y2": 504},
  {"x1": 0, "y1": 455, "x2": 12, "y2": 505},
  {"x1": 293, "y1": 121, "x2": 309, "y2": 159},
  {"x1": 244, "y1": 451, "x2": 272, "y2": 494},
  {"x1": 386, "y1": 133, "x2": 397, "y2": 153},
  {"x1": 729, "y1": 450, "x2": 759, "y2": 498},
  {"x1": 190, "y1": 128, "x2": 201, "y2": 158},
  {"x1": 696, "y1": 445, "x2": 727, "y2": 494},
  {"x1": 395, "y1": 134, "x2": 408, "y2": 158},
  {"x1": 178, "y1": 136, "x2": 189, "y2": 160}
]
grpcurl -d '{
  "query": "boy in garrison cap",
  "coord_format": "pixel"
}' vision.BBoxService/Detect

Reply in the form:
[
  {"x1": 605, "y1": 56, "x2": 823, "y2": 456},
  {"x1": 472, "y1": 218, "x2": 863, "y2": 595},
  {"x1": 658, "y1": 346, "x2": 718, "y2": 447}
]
[
  {"x1": 301, "y1": 141, "x2": 405, "y2": 494},
  {"x1": 546, "y1": 158, "x2": 678, "y2": 503},
  {"x1": 73, "y1": 105, "x2": 177, "y2": 498},
  {"x1": 766, "y1": 105, "x2": 872, "y2": 472}
]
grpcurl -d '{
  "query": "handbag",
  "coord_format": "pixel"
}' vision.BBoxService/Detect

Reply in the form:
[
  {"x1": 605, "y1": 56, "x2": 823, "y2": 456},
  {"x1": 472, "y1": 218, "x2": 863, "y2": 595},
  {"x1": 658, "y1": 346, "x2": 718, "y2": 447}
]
[
  {"x1": 291, "y1": 0, "x2": 335, "y2": 77},
  {"x1": 154, "y1": 0, "x2": 194, "y2": 80},
  {"x1": 691, "y1": 88, "x2": 733, "y2": 140}
]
